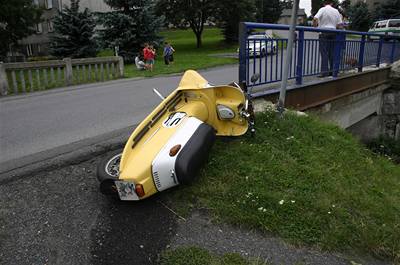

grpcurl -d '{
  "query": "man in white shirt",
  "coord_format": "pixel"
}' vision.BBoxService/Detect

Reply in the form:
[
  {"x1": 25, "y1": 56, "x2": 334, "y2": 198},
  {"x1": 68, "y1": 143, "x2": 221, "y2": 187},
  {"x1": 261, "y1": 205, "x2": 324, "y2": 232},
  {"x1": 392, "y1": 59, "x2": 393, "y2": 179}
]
[{"x1": 313, "y1": 0, "x2": 343, "y2": 77}]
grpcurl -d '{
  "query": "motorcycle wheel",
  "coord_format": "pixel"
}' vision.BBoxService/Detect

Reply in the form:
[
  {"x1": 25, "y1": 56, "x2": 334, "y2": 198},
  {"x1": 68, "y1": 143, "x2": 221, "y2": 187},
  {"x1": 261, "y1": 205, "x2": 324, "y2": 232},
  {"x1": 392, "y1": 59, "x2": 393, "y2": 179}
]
[{"x1": 96, "y1": 150, "x2": 123, "y2": 196}]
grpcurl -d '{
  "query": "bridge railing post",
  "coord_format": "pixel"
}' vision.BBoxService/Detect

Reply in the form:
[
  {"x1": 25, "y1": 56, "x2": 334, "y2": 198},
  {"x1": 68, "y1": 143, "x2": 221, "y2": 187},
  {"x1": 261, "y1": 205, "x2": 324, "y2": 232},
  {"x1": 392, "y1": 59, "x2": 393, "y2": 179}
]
[
  {"x1": 0, "y1": 62, "x2": 9, "y2": 96},
  {"x1": 376, "y1": 37, "x2": 383, "y2": 67},
  {"x1": 333, "y1": 32, "x2": 345, "y2": 77},
  {"x1": 296, "y1": 29, "x2": 304, "y2": 85},
  {"x1": 358, "y1": 35, "x2": 366, "y2": 72},
  {"x1": 238, "y1": 22, "x2": 248, "y2": 85},
  {"x1": 390, "y1": 39, "x2": 396, "y2": 64}
]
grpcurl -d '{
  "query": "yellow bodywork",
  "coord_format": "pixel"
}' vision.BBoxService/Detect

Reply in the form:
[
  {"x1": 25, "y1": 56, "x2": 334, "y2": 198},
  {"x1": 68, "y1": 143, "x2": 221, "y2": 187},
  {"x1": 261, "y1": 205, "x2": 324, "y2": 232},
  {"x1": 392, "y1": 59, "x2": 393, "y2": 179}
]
[{"x1": 119, "y1": 70, "x2": 248, "y2": 199}]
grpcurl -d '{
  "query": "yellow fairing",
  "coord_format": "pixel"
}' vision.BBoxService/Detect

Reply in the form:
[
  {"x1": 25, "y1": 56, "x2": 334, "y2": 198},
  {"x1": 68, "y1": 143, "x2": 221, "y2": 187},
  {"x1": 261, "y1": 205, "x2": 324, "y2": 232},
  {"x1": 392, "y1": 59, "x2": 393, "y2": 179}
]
[{"x1": 119, "y1": 70, "x2": 248, "y2": 199}]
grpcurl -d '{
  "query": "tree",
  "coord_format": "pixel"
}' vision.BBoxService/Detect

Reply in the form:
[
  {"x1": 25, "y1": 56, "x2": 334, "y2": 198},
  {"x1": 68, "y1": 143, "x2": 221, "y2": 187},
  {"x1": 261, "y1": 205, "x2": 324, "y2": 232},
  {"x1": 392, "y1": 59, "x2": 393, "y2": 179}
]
[
  {"x1": 280, "y1": 0, "x2": 293, "y2": 9},
  {"x1": 100, "y1": 0, "x2": 163, "y2": 60},
  {"x1": 348, "y1": 1, "x2": 372, "y2": 31},
  {"x1": 311, "y1": 0, "x2": 323, "y2": 15},
  {"x1": 50, "y1": 0, "x2": 97, "y2": 58},
  {"x1": 216, "y1": 0, "x2": 255, "y2": 43},
  {"x1": 375, "y1": 0, "x2": 400, "y2": 20},
  {"x1": 255, "y1": 0, "x2": 283, "y2": 24},
  {"x1": 156, "y1": 0, "x2": 215, "y2": 48},
  {"x1": 0, "y1": 0, "x2": 42, "y2": 58},
  {"x1": 339, "y1": 0, "x2": 351, "y2": 18},
  {"x1": 312, "y1": 0, "x2": 339, "y2": 15}
]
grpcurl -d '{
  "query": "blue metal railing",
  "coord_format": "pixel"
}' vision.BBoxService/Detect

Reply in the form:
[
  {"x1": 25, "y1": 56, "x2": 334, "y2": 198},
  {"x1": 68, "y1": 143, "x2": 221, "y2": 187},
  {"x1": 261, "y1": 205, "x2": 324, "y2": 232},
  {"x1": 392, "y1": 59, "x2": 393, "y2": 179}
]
[{"x1": 238, "y1": 22, "x2": 400, "y2": 88}]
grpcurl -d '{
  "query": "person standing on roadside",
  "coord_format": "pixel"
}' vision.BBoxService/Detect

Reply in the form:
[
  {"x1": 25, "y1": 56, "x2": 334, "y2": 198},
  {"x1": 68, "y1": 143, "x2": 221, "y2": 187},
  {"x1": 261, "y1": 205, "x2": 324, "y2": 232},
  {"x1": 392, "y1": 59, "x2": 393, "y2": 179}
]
[
  {"x1": 313, "y1": 0, "x2": 343, "y2": 77},
  {"x1": 143, "y1": 43, "x2": 150, "y2": 69},
  {"x1": 163, "y1": 42, "x2": 175, "y2": 66},
  {"x1": 143, "y1": 43, "x2": 156, "y2": 71},
  {"x1": 147, "y1": 45, "x2": 156, "y2": 71}
]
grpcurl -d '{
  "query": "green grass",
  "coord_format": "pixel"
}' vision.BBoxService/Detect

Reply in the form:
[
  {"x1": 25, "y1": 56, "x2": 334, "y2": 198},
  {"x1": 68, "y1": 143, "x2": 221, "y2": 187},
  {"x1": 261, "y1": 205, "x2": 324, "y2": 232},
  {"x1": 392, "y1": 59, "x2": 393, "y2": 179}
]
[
  {"x1": 159, "y1": 246, "x2": 268, "y2": 265},
  {"x1": 165, "y1": 110, "x2": 400, "y2": 261},
  {"x1": 124, "y1": 27, "x2": 237, "y2": 78}
]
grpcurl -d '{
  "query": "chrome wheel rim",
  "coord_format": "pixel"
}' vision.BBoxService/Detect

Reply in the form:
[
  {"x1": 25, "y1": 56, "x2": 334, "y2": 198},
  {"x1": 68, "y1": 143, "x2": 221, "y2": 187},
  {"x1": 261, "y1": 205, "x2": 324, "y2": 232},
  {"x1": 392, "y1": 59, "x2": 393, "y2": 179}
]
[{"x1": 105, "y1": 153, "x2": 122, "y2": 177}]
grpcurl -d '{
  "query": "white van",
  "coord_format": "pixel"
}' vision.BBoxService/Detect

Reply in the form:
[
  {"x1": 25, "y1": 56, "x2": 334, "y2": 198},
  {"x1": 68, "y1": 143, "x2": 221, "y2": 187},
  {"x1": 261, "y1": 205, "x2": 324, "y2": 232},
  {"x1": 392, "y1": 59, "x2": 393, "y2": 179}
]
[{"x1": 368, "y1": 19, "x2": 400, "y2": 40}]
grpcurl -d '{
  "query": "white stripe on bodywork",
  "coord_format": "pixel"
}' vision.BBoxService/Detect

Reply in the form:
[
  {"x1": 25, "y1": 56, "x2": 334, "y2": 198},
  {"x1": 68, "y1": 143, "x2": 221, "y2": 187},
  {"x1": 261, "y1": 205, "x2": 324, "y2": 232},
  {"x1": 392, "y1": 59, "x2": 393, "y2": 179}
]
[{"x1": 152, "y1": 117, "x2": 203, "y2": 191}]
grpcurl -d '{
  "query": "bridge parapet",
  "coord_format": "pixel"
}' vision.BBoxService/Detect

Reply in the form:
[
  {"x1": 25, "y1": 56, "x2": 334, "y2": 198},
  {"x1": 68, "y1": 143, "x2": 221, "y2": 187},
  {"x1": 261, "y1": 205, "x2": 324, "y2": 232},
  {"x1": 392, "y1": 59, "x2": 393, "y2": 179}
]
[{"x1": 239, "y1": 22, "x2": 400, "y2": 93}]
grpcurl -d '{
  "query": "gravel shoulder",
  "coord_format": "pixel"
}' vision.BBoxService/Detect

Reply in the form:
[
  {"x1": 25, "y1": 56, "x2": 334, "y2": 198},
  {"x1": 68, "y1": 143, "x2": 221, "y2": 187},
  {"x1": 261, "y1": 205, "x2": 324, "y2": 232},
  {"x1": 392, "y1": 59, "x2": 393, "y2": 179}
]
[
  {"x1": 0, "y1": 150, "x2": 391, "y2": 265},
  {"x1": 0, "y1": 153, "x2": 176, "y2": 265}
]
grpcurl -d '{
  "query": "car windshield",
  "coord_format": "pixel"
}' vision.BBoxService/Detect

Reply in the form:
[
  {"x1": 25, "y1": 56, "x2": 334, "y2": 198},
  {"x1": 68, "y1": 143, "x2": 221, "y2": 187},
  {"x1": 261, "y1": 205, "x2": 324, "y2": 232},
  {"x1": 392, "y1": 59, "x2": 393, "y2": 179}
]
[
  {"x1": 388, "y1": 20, "x2": 400, "y2": 27},
  {"x1": 248, "y1": 34, "x2": 272, "y2": 39},
  {"x1": 376, "y1": 21, "x2": 387, "y2": 28}
]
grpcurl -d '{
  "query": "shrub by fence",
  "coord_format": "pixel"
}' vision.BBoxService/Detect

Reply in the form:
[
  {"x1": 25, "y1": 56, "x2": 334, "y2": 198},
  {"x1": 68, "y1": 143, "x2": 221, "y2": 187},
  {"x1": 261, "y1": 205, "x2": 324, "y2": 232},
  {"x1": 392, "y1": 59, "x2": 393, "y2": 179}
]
[{"x1": 0, "y1": 56, "x2": 124, "y2": 96}]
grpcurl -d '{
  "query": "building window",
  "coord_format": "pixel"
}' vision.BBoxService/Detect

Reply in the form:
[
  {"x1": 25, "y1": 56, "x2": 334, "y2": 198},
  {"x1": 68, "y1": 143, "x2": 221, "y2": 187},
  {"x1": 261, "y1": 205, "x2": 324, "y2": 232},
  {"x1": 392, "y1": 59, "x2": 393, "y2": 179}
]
[
  {"x1": 26, "y1": 44, "x2": 33, "y2": 56},
  {"x1": 47, "y1": 20, "x2": 54, "y2": 32},
  {"x1": 36, "y1": 23, "x2": 43, "y2": 33},
  {"x1": 45, "y1": 0, "x2": 53, "y2": 9}
]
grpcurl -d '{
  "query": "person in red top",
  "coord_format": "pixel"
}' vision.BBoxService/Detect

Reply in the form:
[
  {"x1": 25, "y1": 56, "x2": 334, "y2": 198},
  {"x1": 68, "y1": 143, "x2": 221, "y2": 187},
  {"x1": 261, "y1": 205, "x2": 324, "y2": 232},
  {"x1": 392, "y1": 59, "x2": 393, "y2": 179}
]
[{"x1": 143, "y1": 43, "x2": 156, "y2": 71}]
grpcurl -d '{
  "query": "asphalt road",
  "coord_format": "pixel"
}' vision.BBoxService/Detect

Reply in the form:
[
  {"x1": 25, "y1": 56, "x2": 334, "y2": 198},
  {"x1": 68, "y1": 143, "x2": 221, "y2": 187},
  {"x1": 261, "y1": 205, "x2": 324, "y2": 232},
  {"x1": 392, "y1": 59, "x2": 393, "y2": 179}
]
[
  {"x1": 0, "y1": 35, "x2": 321, "y2": 175},
  {"x1": 0, "y1": 65, "x2": 239, "y2": 174}
]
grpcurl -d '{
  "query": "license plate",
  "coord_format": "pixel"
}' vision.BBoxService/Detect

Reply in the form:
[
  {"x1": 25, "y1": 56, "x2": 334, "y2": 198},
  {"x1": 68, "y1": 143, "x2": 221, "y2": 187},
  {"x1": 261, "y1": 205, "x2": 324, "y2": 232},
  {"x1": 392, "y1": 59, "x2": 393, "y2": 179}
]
[{"x1": 115, "y1": 181, "x2": 139, "y2": 201}]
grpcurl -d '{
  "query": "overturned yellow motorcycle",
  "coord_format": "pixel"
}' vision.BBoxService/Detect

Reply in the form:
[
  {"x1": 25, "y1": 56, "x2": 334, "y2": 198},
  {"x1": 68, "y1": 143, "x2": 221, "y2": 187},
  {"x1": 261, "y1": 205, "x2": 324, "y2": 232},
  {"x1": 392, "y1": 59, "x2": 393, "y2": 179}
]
[{"x1": 97, "y1": 70, "x2": 256, "y2": 200}]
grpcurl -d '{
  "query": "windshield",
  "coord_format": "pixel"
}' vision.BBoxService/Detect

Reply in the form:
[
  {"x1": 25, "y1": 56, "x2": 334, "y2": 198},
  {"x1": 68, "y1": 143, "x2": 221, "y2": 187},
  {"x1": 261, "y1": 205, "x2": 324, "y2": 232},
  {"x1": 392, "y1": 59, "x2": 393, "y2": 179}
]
[
  {"x1": 248, "y1": 34, "x2": 272, "y2": 39},
  {"x1": 376, "y1": 21, "x2": 388, "y2": 28},
  {"x1": 388, "y1": 20, "x2": 400, "y2": 27}
]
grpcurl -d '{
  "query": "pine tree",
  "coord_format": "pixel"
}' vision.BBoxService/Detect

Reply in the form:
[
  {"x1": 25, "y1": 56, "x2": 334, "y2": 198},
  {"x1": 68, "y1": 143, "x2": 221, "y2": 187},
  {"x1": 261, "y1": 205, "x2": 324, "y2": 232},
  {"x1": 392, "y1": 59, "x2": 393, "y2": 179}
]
[
  {"x1": 375, "y1": 0, "x2": 400, "y2": 20},
  {"x1": 50, "y1": 0, "x2": 97, "y2": 58},
  {"x1": 348, "y1": 1, "x2": 372, "y2": 31},
  {"x1": 0, "y1": 0, "x2": 42, "y2": 59},
  {"x1": 99, "y1": 0, "x2": 163, "y2": 61}
]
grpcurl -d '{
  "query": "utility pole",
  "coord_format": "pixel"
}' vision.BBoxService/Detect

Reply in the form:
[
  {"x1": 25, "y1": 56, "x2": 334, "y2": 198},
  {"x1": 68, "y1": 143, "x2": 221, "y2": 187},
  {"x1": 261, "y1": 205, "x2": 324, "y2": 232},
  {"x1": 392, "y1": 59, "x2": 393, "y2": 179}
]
[{"x1": 277, "y1": 0, "x2": 299, "y2": 114}]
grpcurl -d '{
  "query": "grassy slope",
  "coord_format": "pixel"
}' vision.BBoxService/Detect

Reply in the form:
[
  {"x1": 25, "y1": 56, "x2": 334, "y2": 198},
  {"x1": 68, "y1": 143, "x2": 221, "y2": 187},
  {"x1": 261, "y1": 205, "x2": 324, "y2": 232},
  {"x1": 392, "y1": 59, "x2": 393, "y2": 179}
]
[
  {"x1": 123, "y1": 27, "x2": 237, "y2": 78},
  {"x1": 166, "y1": 110, "x2": 400, "y2": 261}
]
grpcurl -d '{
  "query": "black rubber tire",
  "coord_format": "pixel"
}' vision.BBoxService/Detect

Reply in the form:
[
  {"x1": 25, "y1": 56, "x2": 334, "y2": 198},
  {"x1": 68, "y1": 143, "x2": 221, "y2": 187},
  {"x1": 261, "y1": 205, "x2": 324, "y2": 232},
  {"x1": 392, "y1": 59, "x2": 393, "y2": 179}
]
[
  {"x1": 96, "y1": 149, "x2": 123, "y2": 182},
  {"x1": 261, "y1": 48, "x2": 266, "y2": 57},
  {"x1": 96, "y1": 150, "x2": 123, "y2": 196}
]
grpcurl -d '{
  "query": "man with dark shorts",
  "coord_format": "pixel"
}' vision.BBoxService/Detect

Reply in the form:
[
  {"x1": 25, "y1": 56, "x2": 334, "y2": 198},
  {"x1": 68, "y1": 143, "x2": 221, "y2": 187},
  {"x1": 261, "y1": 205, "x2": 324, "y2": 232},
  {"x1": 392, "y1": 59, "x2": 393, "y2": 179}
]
[
  {"x1": 163, "y1": 42, "x2": 175, "y2": 65},
  {"x1": 313, "y1": 0, "x2": 342, "y2": 77}
]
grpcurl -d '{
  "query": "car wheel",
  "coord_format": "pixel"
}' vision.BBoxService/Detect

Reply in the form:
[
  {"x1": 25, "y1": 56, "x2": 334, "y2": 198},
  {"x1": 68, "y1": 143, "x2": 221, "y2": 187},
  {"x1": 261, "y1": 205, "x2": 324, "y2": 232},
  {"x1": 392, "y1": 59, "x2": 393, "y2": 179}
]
[{"x1": 96, "y1": 150, "x2": 122, "y2": 195}]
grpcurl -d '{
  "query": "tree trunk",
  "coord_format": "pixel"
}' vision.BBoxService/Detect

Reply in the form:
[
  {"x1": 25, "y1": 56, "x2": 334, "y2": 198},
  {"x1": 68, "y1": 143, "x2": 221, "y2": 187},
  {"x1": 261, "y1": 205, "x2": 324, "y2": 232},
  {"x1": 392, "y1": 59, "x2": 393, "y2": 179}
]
[{"x1": 195, "y1": 32, "x2": 202, "y2": 48}]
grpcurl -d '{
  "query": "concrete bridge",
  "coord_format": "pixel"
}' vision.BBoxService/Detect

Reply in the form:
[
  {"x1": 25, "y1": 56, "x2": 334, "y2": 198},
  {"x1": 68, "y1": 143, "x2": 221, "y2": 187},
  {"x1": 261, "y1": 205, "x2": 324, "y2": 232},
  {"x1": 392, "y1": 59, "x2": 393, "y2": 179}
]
[
  {"x1": 240, "y1": 22, "x2": 400, "y2": 141},
  {"x1": 254, "y1": 63, "x2": 400, "y2": 141}
]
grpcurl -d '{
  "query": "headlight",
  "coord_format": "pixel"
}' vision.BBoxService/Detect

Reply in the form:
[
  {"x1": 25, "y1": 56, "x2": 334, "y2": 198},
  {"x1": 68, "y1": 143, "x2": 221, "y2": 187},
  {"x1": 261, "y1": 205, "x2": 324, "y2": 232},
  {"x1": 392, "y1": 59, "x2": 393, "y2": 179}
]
[{"x1": 217, "y1": 104, "x2": 235, "y2": 120}]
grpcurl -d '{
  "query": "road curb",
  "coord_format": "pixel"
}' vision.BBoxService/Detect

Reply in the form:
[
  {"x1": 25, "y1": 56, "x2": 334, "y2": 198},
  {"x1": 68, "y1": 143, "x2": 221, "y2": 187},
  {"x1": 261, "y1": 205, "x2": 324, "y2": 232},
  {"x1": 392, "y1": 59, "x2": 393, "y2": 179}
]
[{"x1": 0, "y1": 126, "x2": 136, "y2": 185}]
